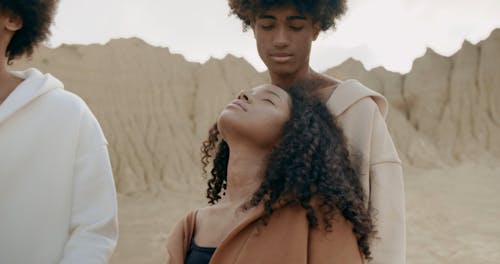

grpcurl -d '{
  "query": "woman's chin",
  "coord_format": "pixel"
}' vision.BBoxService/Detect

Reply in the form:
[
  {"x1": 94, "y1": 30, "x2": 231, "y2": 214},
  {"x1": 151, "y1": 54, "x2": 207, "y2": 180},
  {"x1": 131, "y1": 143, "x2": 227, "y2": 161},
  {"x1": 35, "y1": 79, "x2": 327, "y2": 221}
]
[
  {"x1": 218, "y1": 109, "x2": 240, "y2": 125},
  {"x1": 217, "y1": 114, "x2": 244, "y2": 139}
]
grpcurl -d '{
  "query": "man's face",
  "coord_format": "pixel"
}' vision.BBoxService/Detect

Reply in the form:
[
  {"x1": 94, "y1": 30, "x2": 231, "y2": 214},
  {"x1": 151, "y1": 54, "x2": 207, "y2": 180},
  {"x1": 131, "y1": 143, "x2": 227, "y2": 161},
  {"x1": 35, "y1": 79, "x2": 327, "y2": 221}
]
[{"x1": 251, "y1": 5, "x2": 320, "y2": 78}]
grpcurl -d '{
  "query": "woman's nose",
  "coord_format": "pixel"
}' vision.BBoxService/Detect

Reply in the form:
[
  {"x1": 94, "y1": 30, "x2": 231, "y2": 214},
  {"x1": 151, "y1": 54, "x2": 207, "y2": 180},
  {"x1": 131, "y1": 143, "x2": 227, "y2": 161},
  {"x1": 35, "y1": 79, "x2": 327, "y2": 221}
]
[{"x1": 237, "y1": 90, "x2": 252, "y2": 103}]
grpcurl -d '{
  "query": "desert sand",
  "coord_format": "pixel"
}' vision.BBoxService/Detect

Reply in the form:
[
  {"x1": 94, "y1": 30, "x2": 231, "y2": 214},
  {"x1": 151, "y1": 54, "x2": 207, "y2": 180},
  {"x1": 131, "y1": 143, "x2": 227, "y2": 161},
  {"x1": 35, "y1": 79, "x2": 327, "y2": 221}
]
[
  {"x1": 404, "y1": 161, "x2": 500, "y2": 263},
  {"x1": 8, "y1": 28, "x2": 500, "y2": 263}
]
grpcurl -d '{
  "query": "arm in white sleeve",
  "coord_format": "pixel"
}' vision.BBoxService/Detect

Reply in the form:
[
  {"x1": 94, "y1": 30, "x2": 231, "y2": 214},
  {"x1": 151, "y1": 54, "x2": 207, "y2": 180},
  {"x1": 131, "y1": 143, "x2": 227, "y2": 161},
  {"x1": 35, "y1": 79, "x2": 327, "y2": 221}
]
[{"x1": 60, "y1": 106, "x2": 118, "y2": 264}]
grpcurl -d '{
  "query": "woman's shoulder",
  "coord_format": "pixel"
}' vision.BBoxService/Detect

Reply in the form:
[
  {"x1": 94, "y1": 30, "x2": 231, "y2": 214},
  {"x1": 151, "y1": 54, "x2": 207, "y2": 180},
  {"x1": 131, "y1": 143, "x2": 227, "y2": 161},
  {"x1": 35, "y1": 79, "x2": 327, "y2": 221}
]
[
  {"x1": 179, "y1": 209, "x2": 199, "y2": 228},
  {"x1": 165, "y1": 209, "x2": 199, "y2": 262},
  {"x1": 167, "y1": 209, "x2": 198, "y2": 239},
  {"x1": 168, "y1": 205, "x2": 226, "y2": 241}
]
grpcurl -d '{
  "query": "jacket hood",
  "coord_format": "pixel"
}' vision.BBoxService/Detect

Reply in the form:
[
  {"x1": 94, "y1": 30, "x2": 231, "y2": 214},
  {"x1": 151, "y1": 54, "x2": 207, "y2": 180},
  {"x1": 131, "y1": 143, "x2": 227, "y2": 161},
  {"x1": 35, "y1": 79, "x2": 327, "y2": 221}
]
[
  {"x1": 0, "y1": 68, "x2": 63, "y2": 124},
  {"x1": 327, "y1": 79, "x2": 388, "y2": 119}
]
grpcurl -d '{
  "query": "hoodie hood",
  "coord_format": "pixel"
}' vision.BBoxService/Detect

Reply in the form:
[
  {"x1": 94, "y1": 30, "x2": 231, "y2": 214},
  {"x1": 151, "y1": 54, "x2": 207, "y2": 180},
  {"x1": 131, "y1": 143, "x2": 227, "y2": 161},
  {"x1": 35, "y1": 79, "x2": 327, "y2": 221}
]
[
  {"x1": 0, "y1": 68, "x2": 63, "y2": 124},
  {"x1": 326, "y1": 79, "x2": 388, "y2": 119}
]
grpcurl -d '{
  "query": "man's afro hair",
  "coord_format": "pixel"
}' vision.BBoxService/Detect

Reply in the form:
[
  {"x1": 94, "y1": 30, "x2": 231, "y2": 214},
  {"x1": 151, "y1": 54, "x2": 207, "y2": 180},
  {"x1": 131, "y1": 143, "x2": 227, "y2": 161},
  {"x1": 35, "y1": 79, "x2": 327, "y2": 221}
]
[
  {"x1": 228, "y1": 0, "x2": 347, "y2": 31},
  {"x1": 0, "y1": 0, "x2": 58, "y2": 63}
]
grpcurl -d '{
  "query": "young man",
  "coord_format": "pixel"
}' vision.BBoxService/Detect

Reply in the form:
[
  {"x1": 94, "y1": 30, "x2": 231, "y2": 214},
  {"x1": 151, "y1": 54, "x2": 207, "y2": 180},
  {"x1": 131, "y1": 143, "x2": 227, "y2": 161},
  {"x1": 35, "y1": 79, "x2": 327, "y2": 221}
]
[
  {"x1": 0, "y1": 1, "x2": 118, "y2": 263},
  {"x1": 228, "y1": 1, "x2": 406, "y2": 263}
]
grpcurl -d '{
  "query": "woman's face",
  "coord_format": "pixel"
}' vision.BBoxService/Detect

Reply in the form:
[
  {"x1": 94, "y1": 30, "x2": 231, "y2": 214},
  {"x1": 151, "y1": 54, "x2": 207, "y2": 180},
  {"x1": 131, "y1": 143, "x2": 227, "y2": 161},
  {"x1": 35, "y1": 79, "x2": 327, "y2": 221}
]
[{"x1": 217, "y1": 84, "x2": 291, "y2": 149}]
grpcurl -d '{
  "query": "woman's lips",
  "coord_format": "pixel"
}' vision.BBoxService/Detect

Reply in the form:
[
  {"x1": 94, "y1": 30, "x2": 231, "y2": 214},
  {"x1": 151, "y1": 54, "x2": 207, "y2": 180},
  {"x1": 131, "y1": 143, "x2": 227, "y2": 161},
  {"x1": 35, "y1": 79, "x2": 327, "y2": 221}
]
[
  {"x1": 269, "y1": 53, "x2": 293, "y2": 63},
  {"x1": 229, "y1": 100, "x2": 247, "y2": 111}
]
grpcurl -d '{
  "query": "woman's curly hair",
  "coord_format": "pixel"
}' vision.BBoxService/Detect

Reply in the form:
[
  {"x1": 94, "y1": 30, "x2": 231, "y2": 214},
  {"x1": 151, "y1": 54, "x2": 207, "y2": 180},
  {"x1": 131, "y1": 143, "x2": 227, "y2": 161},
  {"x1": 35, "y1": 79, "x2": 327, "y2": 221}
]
[
  {"x1": 228, "y1": 0, "x2": 347, "y2": 31},
  {"x1": 0, "y1": 0, "x2": 59, "y2": 64},
  {"x1": 201, "y1": 82, "x2": 375, "y2": 259}
]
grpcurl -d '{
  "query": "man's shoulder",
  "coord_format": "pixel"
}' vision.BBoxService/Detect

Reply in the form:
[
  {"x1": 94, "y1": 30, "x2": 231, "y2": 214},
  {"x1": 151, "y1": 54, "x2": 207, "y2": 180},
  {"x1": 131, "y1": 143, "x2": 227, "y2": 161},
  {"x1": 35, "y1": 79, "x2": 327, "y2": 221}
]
[
  {"x1": 14, "y1": 68, "x2": 88, "y2": 113},
  {"x1": 41, "y1": 88, "x2": 93, "y2": 117},
  {"x1": 327, "y1": 79, "x2": 388, "y2": 118}
]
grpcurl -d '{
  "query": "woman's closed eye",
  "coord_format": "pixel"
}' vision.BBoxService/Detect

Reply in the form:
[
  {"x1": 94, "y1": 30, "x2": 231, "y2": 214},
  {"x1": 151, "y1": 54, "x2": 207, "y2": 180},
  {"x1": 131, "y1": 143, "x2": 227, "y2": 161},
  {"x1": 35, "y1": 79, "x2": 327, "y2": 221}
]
[{"x1": 263, "y1": 98, "x2": 275, "y2": 105}]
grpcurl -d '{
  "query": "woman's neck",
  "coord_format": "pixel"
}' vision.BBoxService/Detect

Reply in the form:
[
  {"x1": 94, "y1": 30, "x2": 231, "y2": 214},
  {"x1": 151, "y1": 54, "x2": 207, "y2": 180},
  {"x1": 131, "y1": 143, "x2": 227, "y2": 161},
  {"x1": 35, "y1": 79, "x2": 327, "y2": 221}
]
[{"x1": 220, "y1": 144, "x2": 270, "y2": 208}]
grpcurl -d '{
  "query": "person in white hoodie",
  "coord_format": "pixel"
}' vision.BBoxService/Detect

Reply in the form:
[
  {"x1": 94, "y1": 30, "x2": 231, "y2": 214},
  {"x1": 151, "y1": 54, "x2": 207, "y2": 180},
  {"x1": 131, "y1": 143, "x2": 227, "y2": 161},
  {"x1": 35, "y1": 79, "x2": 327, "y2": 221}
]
[{"x1": 0, "y1": 1, "x2": 118, "y2": 263}]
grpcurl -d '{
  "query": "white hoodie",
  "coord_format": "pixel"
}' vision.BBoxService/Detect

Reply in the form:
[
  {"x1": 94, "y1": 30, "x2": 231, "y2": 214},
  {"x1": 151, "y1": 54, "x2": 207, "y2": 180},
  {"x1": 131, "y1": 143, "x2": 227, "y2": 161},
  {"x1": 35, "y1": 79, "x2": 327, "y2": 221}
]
[{"x1": 0, "y1": 68, "x2": 118, "y2": 264}]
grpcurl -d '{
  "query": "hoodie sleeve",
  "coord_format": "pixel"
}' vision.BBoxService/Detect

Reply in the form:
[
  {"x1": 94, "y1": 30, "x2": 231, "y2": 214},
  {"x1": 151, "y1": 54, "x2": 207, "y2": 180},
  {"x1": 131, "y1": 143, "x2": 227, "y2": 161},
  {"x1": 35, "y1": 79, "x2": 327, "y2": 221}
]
[
  {"x1": 59, "y1": 103, "x2": 118, "y2": 264},
  {"x1": 367, "y1": 104, "x2": 406, "y2": 264}
]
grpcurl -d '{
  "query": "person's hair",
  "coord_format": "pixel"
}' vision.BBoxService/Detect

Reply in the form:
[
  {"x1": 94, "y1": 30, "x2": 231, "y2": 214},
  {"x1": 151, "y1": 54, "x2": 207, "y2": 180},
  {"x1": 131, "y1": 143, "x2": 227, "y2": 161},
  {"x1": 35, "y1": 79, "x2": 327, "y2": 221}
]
[
  {"x1": 201, "y1": 81, "x2": 375, "y2": 259},
  {"x1": 228, "y1": 0, "x2": 347, "y2": 31},
  {"x1": 0, "y1": 0, "x2": 58, "y2": 64}
]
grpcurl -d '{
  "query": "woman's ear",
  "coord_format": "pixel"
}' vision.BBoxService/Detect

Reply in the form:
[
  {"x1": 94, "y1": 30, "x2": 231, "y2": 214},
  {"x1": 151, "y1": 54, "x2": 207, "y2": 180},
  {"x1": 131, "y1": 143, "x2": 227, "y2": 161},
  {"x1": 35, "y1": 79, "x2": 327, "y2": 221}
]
[
  {"x1": 312, "y1": 22, "x2": 321, "y2": 41},
  {"x1": 4, "y1": 11, "x2": 23, "y2": 32}
]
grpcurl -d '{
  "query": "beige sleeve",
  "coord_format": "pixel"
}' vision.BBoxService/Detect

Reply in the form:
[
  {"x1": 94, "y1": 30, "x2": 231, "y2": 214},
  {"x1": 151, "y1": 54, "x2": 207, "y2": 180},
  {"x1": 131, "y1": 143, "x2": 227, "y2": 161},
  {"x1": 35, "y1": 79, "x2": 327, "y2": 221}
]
[{"x1": 368, "y1": 107, "x2": 406, "y2": 264}]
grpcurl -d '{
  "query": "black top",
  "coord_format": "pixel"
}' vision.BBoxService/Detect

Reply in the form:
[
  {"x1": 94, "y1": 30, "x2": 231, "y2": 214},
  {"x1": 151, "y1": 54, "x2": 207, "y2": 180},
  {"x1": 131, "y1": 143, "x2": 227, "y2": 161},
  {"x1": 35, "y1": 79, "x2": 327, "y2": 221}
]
[{"x1": 185, "y1": 238, "x2": 216, "y2": 264}]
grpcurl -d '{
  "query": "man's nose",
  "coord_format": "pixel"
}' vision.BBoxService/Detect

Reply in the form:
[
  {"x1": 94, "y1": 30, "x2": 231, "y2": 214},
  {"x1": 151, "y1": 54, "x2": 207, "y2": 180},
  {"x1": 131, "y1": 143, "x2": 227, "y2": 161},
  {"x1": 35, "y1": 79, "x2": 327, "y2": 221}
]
[{"x1": 273, "y1": 26, "x2": 290, "y2": 48}]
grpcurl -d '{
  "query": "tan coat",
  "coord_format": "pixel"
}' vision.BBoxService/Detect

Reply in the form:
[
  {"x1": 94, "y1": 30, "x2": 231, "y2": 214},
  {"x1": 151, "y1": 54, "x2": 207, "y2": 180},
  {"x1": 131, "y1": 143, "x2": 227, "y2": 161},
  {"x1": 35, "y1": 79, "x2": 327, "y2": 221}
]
[
  {"x1": 165, "y1": 79, "x2": 405, "y2": 263},
  {"x1": 326, "y1": 80, "x2": 405, "y2": 264},
  {"x1": 166, "y1": 203, "x2": 364, "y2": 264}
]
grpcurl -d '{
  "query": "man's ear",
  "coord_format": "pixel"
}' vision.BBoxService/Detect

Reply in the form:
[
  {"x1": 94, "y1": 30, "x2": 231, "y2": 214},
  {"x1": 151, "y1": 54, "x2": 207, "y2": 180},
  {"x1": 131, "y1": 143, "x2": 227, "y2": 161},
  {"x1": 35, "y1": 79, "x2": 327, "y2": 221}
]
[
  {"x1": 4, "y1": 12, "x2": 23, "y2": 32},
  {"x1": 312, "y1": 22, "x2": 321, "y2": 41}
]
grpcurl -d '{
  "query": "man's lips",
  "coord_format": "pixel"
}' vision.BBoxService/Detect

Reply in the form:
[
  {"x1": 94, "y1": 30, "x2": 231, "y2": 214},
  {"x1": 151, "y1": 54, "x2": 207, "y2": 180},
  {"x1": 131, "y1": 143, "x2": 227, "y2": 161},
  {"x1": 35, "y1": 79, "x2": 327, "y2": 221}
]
[
  {"x1": 269, "y1": 53, "x2": 293, "y2": 63},
  {"x1": 230, "y1": 100, "x2": 247, "y2": 111}
]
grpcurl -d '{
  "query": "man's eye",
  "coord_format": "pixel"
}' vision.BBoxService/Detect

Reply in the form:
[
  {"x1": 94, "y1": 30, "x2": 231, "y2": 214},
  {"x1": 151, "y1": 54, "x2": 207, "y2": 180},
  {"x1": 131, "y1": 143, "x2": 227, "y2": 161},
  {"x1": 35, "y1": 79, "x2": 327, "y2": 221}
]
[
  {"x1": 290, "y1": 26, "x2": 304, "y2": 31},
  {"x1": 261, "y1": 25, "x2": 274, "y2": 30}
]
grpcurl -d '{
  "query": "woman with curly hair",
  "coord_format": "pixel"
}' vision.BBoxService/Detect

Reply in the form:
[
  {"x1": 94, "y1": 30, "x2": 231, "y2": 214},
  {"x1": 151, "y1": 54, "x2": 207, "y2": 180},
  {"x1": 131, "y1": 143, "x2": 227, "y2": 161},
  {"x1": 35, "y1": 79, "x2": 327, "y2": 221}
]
[
  {"x1": 166, "y1": 82, "x2": 374, "y2": 264},
  {"x1": 0, "y1": 1, "x2": 117, "y2": 263},
  {"x1": 226, "y1": 1, "x2": 406, "y2": 263}
]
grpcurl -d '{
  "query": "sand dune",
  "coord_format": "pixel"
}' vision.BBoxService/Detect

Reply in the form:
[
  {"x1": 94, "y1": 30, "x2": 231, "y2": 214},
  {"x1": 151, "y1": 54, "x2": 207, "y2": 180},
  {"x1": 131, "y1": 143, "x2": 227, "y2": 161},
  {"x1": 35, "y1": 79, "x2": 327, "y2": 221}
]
[{"x1": 327, "y1": 29, "x2": 500, "y2": 167}]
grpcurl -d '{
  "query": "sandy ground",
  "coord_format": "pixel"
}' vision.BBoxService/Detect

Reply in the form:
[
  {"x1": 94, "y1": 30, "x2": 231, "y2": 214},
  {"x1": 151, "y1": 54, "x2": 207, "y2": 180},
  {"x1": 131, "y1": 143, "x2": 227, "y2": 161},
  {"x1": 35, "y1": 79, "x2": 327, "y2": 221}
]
[
  {"x1": 405, "y1": 162, "x2": 500, "y2": 263},
  {"x1": 110, "y1": 162, "x2": 500, "y2": 264}
]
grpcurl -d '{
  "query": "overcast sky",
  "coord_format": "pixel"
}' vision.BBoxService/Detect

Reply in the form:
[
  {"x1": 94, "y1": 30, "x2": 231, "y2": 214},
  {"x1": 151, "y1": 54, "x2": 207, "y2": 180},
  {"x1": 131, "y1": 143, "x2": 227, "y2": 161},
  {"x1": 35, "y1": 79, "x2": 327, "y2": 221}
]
[{"x1": 48, "y1": 0, "x2": 500, "y2": 73}]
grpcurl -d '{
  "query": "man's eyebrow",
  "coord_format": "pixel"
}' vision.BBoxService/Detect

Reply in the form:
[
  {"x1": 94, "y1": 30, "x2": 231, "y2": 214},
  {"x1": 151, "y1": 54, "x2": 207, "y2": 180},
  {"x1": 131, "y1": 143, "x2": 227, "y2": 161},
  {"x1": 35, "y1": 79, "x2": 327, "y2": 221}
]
[
  {"x1": 287, "y1": 15, "x2": 307, "y2": 21},
  {"x1": 257, "y1": 15, "x2": 307, "y2": 21},
  {"x1": 258, "y1": 14, "x2": 276, "y2": 19}
]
